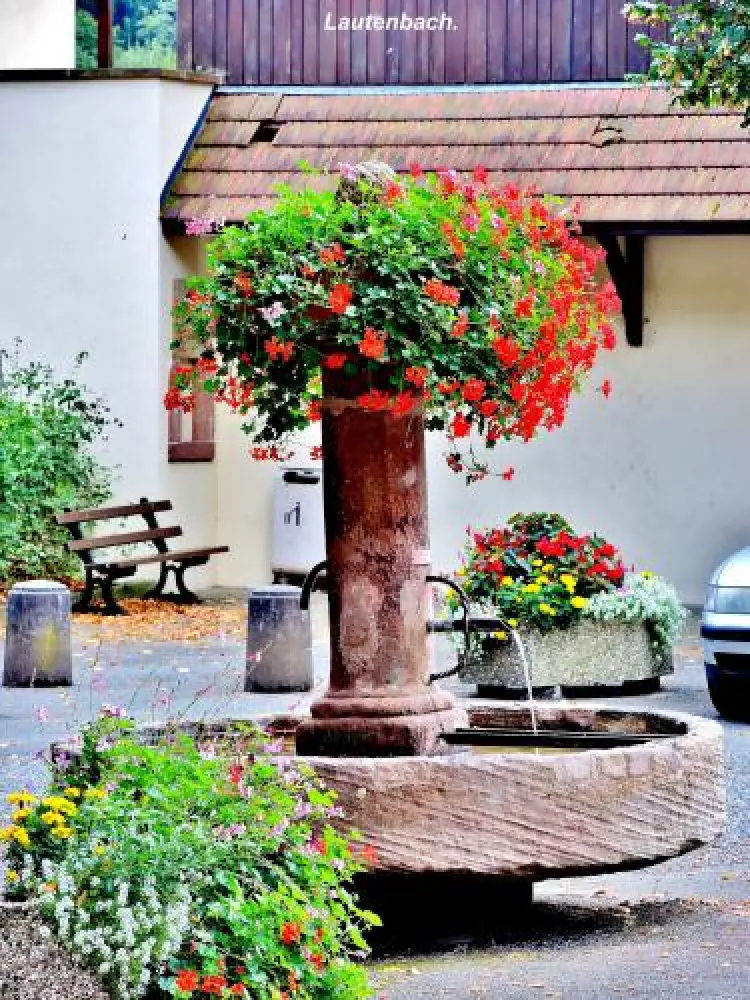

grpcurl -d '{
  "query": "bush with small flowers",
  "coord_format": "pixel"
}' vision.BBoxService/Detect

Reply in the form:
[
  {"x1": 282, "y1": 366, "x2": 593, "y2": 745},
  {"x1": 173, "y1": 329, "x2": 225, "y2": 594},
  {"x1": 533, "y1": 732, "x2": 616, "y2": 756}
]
[
  {"x1": 453, "y1": 512, "x2": 683, "y2": 663},
  {"x1": 1, "y1": 714, "x2": 377, "y2": 1000},
  {"x1": 168, "y1": 164, "x2": 619, "y2": 479}
]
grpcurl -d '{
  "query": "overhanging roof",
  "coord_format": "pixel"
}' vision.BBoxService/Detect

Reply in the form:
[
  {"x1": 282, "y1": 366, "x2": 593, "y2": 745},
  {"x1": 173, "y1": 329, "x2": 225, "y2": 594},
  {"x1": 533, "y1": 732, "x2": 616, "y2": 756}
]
[{"x1": 163, "y1": 86, "x2": 750, "y2": 228}]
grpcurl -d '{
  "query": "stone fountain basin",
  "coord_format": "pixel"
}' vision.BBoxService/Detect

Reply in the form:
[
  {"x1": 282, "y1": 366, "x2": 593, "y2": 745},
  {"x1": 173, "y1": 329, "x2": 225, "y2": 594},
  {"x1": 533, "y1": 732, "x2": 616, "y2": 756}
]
[{"x1": 298, "y1": 704, "x2": 725, "y2": 880}]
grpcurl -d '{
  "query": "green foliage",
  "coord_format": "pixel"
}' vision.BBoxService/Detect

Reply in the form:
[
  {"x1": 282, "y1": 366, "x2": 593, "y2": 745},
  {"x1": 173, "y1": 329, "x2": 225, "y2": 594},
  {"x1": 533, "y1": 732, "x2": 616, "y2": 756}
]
[
  {"x1": 0, "y1": 344, "x2": 118, "y2": 585},
  {"x1": 76, "y1": 9, "x2": 98, "y2": 68},
  {"x1": 625, "y1": 1, "x2": 750, "y2": 124},
  {"x1": 172, "y1": 166, "x2": 619, "y2": 479},
  {"x1": 3, "y1": 715, "x2": 377, "y2": 1000},
  {"x1": 76, "y1": 0, "x2": 176, "y2": 70}
]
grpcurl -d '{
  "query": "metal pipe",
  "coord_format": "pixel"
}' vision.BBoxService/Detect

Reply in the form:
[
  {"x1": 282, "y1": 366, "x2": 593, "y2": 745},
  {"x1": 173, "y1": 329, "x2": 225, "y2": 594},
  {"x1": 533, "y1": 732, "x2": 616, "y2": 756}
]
[{"x1": 299, "y1": 560, "x2": 327, "y2": 612}]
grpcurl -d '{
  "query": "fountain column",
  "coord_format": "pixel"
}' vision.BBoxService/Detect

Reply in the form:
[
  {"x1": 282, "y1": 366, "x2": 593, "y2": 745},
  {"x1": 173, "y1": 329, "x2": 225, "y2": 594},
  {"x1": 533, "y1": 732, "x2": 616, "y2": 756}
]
[{"x1": 295, "y1": 366, "x2": 465, "y2": 756}]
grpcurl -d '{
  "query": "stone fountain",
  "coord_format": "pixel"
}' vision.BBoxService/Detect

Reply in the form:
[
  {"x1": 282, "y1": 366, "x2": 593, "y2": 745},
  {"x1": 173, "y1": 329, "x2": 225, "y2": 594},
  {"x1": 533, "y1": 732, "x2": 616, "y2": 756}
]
[{"x1": 288, "y1": 347, "x2": 725, "y2": 918}]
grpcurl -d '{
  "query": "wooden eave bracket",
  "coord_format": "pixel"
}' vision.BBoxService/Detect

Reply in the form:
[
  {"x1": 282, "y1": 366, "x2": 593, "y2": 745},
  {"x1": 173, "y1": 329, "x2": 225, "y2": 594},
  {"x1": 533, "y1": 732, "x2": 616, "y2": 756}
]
[{"x1": 597, "y1": 234, "x2": 645, "y2": 348}]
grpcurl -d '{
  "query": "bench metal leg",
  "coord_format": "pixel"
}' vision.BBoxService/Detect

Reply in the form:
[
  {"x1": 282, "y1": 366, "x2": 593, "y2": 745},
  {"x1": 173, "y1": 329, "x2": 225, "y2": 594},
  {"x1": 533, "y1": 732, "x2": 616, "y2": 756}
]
[
  {"x1": 72, "y1": 570, "x2": 97, "y2": 613},
  {"x1": 143, "y1": 564, "x2": 169, "y2": 600},
  {"x1": 173, "y1": 564, "x2": 200, "y2": 604},
  {"x1": 100, "y1": 577, "x2": 127, "y2": 616}
]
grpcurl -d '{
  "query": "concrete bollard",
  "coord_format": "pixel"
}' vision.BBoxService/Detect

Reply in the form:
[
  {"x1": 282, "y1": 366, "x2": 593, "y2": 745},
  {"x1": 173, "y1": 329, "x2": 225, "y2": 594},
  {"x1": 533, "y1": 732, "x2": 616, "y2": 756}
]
[
  {"x1": 3, "y1": 581, "x2": 73, "y2": 687},
  {"x1": 245, "y1": 585, "x2": 313, "y2": 693}
]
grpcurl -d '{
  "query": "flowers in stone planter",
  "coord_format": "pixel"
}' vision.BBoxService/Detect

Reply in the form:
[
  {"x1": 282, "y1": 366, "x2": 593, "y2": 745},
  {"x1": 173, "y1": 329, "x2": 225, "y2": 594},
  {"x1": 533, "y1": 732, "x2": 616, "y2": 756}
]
[
  {"x1": 454, "y1": 512, "x2": 684, "y2": 664},
  {"x1": 168, "y1": 164, "x2": 619, "y2": 478},
  {"x1": 456, "y1": 512, "x2": 627, "y2": 633},
  {"x1": 585, "y1": 571, "x2": 686, "y2": 668},
  {"x1": 1, "y1": 713, "x2": 377, "y2": 1000}
]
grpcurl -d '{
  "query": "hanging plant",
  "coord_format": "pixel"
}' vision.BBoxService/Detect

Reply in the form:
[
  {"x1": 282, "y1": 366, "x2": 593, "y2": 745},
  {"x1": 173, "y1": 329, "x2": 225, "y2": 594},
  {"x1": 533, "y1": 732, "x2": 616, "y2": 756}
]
[{"x1": 168, "y1": 164, "x2": 620, "y2": 479}]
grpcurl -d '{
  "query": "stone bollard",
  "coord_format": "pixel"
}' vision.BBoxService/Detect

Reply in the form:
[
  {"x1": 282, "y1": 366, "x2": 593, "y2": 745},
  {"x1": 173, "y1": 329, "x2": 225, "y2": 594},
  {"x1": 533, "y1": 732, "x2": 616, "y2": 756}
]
[
  {"x1": 3, "y1": 581, "x2": 73, "y2": 687},
  {"x1": 245, "y1": 585, "x2": 313, "y2": 693}
]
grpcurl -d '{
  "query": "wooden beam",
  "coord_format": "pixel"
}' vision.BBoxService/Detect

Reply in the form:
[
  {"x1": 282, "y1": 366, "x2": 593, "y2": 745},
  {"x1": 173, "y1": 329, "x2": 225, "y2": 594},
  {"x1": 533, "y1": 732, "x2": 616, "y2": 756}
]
[
  {"x1": 598, "y1": 233, "x2": 645, "y2": 348},
  {"x1": 97, "y1": 0, "x2": 113, "y2": 69}
]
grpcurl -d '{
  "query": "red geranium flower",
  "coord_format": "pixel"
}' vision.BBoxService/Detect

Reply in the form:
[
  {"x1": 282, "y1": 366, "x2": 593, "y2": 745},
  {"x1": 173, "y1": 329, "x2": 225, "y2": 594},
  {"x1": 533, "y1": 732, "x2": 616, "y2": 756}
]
[
  {"x1": 600, "y1": 379, "x2": 612, "y2": 398},
  {"x1": 462, "y1": 379, "x2": 485, "y2": 403},
  {"x1": 424, "y1": 278, "x2": 461, "y2": 307},
  {"x1": 320, "y1": 242, "x2": 346, "y2": 265},
  {"x1": 175, "y1": 970, "x2": 199, "y2": 993},
  {"x1": 308, "y1": 952, "x2": 325, "y2": 971},
  {"x1": 329, "y1": 282, "x2": 353, "y2": 314},
  {"x1": 451, "y1": 413, "x2": 472, "y2": 438},
  {"x1": 234, "y1": 272, "x2": 254, "y2": 297},
  {"x1": 229, "y1": 985, "x2": 246, "y2": 995},
  {"x1": 228, "y1": 764, "x2": 243, "y2": 785},
  {"x1": 359, "y1": 327, "x2": 387, "y2": 360},
  {"x1": 280, "y1": 922, "x2": 302, "y2": 945},
  {"x1": 450, "y1": 312, "x2": 470, "y2": 339},
  {"x1": 324, "y1": 353, "x2": 348, "y2": 369},
  {"x1": 501, "y1": 466, "x2": 515, "y2": 481},
  {"x1": 201, "y1": 976, "x2": 227, "y2": 995},
  {"x1": 405, "y1": 366, "x2": 428, "y2": 388},
  {"x1": 264, "y1": 337, "x2": 294, "y2": 362}
]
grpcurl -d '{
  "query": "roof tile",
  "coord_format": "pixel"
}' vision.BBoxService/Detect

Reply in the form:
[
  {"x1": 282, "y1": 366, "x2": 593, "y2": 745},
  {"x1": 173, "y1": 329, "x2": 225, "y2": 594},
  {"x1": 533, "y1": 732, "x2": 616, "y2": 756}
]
[{"x1": 165, "y1": 86, "x2": 750, "y2": 225}]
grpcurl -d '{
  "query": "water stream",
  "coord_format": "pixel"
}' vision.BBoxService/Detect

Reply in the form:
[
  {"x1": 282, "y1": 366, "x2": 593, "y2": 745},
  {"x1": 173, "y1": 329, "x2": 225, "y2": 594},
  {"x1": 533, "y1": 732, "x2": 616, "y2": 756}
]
[{"x1": 509, "y1": 627, "x2": 539, "y2": 738}]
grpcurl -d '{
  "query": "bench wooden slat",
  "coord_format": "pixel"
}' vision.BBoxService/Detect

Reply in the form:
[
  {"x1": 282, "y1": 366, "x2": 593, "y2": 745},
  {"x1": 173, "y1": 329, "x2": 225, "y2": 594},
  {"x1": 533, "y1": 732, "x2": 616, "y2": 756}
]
[
  {"x1": 68, "y1": 525, "x2": 182, "y2": 552},
  {"x1": 94, "y1": 545, "x2": 230, "y2": 570},
  {"x1": 56, "y1": 500, "x2": 173, "y2": 525}
]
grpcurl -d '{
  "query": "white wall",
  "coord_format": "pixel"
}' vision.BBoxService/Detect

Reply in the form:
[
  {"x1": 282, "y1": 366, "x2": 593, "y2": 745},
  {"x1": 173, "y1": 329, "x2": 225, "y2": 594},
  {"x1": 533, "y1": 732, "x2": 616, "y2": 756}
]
[
  {"x1": 428, "y1": 235, "x2": 750, "y2": 605},
  {"x1": 0, "y1": 76, "x2": 214, "y2": 579},
  {"x1": 206, "y1": 235, "x2": 750, "y2": 605},
  {"x1": 0, "y1": 0, "x2": 75, "y2": 69}
]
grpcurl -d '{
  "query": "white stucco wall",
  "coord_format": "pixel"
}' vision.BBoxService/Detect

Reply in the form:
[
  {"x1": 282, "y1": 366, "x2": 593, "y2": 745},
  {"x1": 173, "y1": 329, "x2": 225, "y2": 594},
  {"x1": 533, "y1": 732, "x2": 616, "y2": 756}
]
[
  {"x1": 0, "y1": 0, "x2": 75, "y2": 69},
  {"x1": 0, "y1": 76, "x2": 215, "y2": 581},
  {"x1": 209, "y1": 234, "x2": 750, "y2": 605}
]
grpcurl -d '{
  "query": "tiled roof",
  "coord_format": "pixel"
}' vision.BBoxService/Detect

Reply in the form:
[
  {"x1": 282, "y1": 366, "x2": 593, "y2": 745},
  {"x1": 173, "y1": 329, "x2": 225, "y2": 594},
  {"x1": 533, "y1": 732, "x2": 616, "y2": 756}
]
[{"x1": 163, "y1": 87, "x2": 750, "y2": 227}]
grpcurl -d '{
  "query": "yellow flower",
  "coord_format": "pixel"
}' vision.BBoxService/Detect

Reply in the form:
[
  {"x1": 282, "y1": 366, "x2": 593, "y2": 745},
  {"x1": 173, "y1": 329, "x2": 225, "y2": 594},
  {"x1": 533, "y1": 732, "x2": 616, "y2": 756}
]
[
  {"x1": 42, "y1": 797, "x2": 76, "y2": 816},
  {"x1": 492, "y1": 631, "x2": 507, "y2": 641},
  {"x1": 63, "y1": 787, "x2": 82, "y2": 800},
  {"x1": 12, "y1": 827, "x2": 31, "y2": 849},
  {"x1": 523, "y1": 583, "x2": 540, "y2": 594},
  {"x1": 501, "y1": 576, "x2": 514, "y2": 586},
  {"x1": 84, "y1": 788, "x2": 107, "y2": 800},
  {"x1": 539, "y1": 603, "x2": 556, "y2": 615},
  {"x1": 11, "y1": 809, "x2": 31, "y2": 823},
  {"x1": 94, "y1": 845, "x2": 106, "y2": 857},
  {"x1": 531, "y1": 559, "x2": 543, "y2": 567},
  {"x1": 5, "y1": 870, "x2": 19, "y2": 883},
  {"x1": 508, "y1": 619, "x2": 519, "y2": 628},
  {"x1": 6, "y1": 792, "x2": 37, "y2": 806},
  {"x1": 41, "y1": 811, "x2": 66, "y2": 826},
  {"x1": 0, "y1": 826, "x2": 15, "y2": 842},
  {"x1": 536, "y1": 574, "x2": 550, "y2": 585},
  {"x1": 542, "y1": 563, "x2": 554, "y2": 573},
  {"x1": 571, "y1": 596, "x2": 588, "y2": 609},
  {"x1": 560, "y1": 573, "x2": 576, "y2": 589},
  {"x1": 456, "y1": 567, "x2": 467, "y2": 576},
  {"x1": 51, "y1": 826, "x2": 73, "y2": 840},
  {"x1": 641, "y1": 570, "x2": 654, "y2": 579}
]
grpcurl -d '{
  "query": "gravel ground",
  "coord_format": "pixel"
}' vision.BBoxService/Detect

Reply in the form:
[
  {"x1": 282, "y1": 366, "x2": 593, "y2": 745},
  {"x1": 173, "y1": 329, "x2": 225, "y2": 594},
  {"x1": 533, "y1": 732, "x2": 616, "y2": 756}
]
[
  {"x1": 0, "y1": 604, "x2": 745, "y2": 1000},
  {"x1": 0, "y1": 903, "x2": 108, "y2": 1000}
]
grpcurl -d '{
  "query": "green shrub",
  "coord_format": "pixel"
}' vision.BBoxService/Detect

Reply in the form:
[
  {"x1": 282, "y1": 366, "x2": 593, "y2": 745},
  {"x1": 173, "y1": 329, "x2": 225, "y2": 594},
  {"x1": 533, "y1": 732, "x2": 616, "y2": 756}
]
[
  {"x1": 3, "y1": 713, "x2": 378, "y2": 1000},
  {"x1": 0, "y1": 345, "x2": 118, "y2": 585}
]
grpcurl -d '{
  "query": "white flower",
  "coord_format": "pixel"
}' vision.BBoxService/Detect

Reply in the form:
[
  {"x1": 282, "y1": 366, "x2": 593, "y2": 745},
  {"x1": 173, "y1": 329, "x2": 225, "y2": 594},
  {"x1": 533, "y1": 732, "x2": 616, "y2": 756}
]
[{"x1": 260, "y1": 301, "x2": 286, "y2": 323}]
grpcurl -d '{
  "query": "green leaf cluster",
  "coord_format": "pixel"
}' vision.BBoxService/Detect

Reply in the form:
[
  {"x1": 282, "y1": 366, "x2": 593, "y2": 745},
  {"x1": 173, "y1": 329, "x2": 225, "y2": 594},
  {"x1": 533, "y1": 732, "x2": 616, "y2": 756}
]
[
  {"x1": 626, "y1": 0, "x2": 750, "y2": 124},
  {"x1": 0, "y1": 344, "x2": 118, "y2": 585}
]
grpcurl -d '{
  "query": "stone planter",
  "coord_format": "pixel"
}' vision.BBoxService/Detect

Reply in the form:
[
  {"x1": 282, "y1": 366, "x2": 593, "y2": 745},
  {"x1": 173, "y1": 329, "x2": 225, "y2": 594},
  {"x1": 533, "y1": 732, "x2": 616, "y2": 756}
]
[{"x1": 460, "y1": 619, "x2": 673, "y2": 694}]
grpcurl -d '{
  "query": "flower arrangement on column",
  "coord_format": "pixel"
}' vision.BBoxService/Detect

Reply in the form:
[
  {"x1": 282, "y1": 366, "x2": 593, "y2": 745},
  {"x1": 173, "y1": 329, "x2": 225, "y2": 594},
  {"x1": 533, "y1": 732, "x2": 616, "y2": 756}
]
[
  {"x1": 167, "y1": 163, "x2": 619, "y2": 482},
  {"x1": 168, "y1": 163, "x2": 621, "y2": 755}
]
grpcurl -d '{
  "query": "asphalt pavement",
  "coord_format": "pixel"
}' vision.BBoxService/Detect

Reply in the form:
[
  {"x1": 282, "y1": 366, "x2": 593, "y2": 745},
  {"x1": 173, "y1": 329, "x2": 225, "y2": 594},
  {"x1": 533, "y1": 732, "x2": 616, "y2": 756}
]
[{"x1": 0, "y1": 606, "x2": 746, "y2": 999}]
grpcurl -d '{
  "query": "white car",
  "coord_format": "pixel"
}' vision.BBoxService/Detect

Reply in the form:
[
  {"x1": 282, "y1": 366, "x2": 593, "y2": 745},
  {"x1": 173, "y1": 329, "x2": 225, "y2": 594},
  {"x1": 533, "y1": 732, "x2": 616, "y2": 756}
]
[{"x1": 702, "y1": 547, "x2": 750, "y2": 721}]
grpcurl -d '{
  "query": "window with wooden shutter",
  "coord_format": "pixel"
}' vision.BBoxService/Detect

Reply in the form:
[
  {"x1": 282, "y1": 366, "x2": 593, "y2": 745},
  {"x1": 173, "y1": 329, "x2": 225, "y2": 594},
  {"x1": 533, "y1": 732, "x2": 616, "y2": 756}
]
[{"x1": 168, "y1": 280, "x2": 215, "y2": 463}]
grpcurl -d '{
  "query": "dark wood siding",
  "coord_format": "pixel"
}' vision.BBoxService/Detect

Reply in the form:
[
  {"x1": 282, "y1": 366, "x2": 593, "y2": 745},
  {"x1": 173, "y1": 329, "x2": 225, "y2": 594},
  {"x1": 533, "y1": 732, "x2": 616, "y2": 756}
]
[{"x1": 179, "y1": 0, "x2": 671, "y2": 85}]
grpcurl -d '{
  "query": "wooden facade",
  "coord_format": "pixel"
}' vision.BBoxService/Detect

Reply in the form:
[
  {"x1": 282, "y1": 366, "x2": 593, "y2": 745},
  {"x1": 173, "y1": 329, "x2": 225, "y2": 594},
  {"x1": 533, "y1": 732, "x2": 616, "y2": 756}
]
[{"x1": 177, "y1": 0, "x2": 670, "y2": 87}]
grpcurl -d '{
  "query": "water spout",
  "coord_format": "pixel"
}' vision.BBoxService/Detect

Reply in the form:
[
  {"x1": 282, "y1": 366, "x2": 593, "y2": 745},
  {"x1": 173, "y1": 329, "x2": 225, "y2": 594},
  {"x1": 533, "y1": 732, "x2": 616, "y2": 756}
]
[{"x1": 508, "y1": 628, "x2": 538, "y2": 738}]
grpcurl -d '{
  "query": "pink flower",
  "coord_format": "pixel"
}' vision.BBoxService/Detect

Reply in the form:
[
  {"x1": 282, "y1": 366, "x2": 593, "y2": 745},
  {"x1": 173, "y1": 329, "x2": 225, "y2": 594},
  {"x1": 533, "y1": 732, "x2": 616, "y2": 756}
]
[
  {"x1": 185, "y1": 217, "x2": 218, "y2": 236},
  {"x1": 339, "y1": 162, "x2": 358, "y2": 181}
]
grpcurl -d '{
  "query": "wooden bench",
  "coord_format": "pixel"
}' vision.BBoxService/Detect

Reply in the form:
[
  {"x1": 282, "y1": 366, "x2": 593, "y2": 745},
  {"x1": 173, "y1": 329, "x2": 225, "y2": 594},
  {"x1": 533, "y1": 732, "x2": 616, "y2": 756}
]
[{"x1": 55, "y1": 498, "x2": 229, "y2": 615}]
